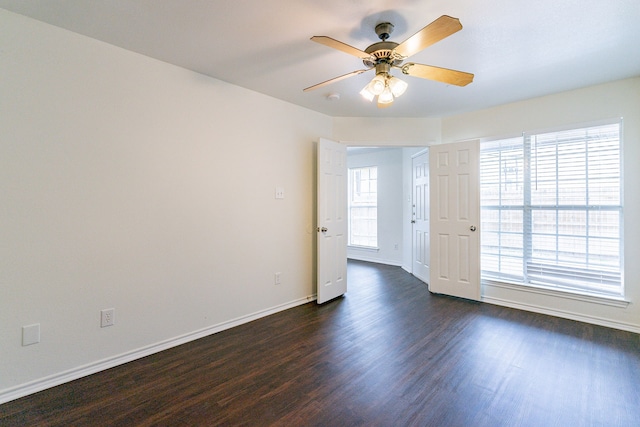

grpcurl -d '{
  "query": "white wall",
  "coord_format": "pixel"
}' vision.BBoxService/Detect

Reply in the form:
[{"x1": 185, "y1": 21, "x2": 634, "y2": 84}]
[
  {"x1": 0, "y1": 9, "x2": 332, "y2": 401},
  {"x1": 333, "y1": 117, "x2": 440, "y2": 146},
  {"x1": 442, "y1": 77, "x2": 640, "y2": 332},
  {"x1": 347, "y1": 148, "x2": 404, "y2": 266}
]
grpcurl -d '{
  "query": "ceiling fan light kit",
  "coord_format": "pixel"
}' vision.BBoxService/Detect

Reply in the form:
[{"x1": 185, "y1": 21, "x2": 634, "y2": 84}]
[
  {"x1": 360, "y1": 69, "x2": 408, "y2": 105},
  {"x1": 304, "y1": 15, "x2": 474, "y2": 108}
]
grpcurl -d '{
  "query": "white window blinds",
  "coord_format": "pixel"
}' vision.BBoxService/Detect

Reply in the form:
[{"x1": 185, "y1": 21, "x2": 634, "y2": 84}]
[
  {"x1": 480, "y1": 122, "x2": 623, "y2": 297},
  {"x1": 348, "y1": 167, "x2": 378, "y2": 248}
]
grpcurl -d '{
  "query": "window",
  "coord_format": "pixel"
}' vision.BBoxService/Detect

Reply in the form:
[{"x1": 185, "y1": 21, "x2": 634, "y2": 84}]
[
  {"x1": 480, "y1": 122, "x2": 623, "y2": 297},
  {"x1": 348, "y1": 166, "x2": 377, "y2": 248}
]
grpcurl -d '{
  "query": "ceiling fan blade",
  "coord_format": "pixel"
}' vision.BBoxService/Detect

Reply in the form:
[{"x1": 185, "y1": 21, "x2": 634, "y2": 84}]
[
  {"x1": 392, "y1": 15, "x2": 463, "y2": 60},
  {"x1": 401, "y1": 63, "x2": 474, "y2": 86},
  {"x1": 311, "y1": 36, "x2": 374, "y2": 60},
  {"x1": 303, "y1": 69, "x2": 371, "y2": 92}
]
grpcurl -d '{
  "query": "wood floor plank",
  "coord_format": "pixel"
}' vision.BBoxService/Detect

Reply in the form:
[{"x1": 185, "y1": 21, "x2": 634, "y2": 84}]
[{"x1": 1, "y1": 260, "x2": 639, "y2": 426}]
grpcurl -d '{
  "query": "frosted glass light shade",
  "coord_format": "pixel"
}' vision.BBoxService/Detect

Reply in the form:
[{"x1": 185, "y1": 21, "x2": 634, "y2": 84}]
[
  {"x1": 378, "y1": 86, "x2": 394, "y2": 104},
  {"x1": 388, "y1": 76, "x2": 408, "y2": 97},
  {"x1": 367, "y1": 74, "x2": 386, "y2": 95},
  {"x1": 359, "y1": 86, "x2": 375, "y2": 101}
]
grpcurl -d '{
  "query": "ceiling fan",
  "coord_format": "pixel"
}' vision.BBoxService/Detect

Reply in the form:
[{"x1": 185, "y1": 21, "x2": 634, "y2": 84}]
[{"x1": 304, "y1": 15, "x2": 474, "y2": 108}]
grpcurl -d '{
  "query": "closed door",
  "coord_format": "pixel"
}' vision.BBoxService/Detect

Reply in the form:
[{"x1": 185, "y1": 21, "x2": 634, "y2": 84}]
[{"x1": 412, "y1": 150, "x2": 430, "y2": 283}]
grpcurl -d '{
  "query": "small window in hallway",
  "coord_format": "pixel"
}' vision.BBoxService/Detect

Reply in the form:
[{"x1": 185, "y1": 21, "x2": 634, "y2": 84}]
[{"x1": 348, "y1": 166, "x2": 378, "y2": 248}]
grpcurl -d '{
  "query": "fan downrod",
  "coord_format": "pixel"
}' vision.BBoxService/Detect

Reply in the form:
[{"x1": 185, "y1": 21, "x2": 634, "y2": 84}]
[{"x1": 374, "y1": 22, "x2": 394, "y2": 41}]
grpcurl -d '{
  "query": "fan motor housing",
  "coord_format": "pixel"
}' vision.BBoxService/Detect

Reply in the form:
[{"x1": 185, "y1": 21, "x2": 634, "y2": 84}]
[{"x1": 363, "y1": 41, "x2": 401, "y2": 68}]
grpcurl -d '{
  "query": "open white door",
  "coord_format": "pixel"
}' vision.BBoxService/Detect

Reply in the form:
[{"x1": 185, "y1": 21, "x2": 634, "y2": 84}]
[
  {"x1": 316, "y1": 138, "x2": 347, "y2": 304},
  {"x1": 412, "y1": 150, "x2": 430, "y2": 283},
  {"x1": 429, "y1": 140, "x2": 480, "y2": 301}
]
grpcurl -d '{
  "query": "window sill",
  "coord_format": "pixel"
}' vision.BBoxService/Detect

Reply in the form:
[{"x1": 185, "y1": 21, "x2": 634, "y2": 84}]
[
  {"x1": 347, "y1": 245, "x2": 379, "y2": 252},
  {"x1": 482, "y1": 279, "x2": 630, "y2": 308}
]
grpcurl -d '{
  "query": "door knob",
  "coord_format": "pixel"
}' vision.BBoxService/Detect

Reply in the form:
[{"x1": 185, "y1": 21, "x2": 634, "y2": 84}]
[
  {"x1": 411, "y1": 220, "x2": 416, "y2": 224},
  {"x1": 317, "y1": 227, "x2": 328, "y2": 232},
  {"x1": 470, "y1": 225, "x2": 477, "y2": 232}
]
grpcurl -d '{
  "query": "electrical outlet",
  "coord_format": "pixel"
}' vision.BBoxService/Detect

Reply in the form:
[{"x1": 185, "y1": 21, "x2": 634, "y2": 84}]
[
  {"x1": 101, "y1": 308, "x2": 115, "y2": 328},
  {"x1": 274, "y1": 272, "x2": 281, "y2": 285}
]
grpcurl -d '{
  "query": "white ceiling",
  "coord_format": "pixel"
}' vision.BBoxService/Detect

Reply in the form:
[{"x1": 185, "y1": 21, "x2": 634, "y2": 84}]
[{"x1": 2, "y1": 0, "x2": 639, "y2": 118}]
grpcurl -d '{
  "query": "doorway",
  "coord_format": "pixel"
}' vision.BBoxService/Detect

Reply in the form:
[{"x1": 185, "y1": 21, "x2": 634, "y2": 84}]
[{"x1": 345, "y1": 146, "x2": 427, "y2": 282}]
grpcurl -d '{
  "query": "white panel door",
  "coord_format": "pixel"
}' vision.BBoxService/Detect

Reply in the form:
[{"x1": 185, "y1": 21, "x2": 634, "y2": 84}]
[
  {"x1": 429, "y1": 140, "x2": 480, "y2": 301},
  {"x1": 412, "y1": 150, "x2": 430, "y2": 283},
  {"x1": 317, "y1": 138, "x2": 347, "y2": 304}
]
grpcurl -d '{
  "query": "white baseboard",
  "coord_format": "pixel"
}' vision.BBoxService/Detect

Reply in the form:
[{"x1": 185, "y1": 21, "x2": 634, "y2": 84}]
[
  {"x1": 0, "y1": 295, "x2": 316, "y2": 405},
  {"x1": 482, "y1": 295, "x2": 640, "y2": 334}
]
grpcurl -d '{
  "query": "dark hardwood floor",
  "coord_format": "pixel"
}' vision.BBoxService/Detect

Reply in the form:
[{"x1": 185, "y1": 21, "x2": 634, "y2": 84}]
[{"x1": 2, "y1": 260, "x2": 639, "y2": 426}]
